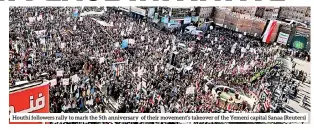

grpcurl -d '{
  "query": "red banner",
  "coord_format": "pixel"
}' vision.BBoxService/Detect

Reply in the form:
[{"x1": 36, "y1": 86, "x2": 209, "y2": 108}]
[{"x1": 9, "y1": 83, "x2": 50, "y2": 124}]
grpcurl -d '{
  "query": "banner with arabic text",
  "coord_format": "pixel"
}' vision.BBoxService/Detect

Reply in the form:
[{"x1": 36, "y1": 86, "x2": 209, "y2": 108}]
[{"x1": 9, "y1": 83, "x2": 50, "y2": 124}]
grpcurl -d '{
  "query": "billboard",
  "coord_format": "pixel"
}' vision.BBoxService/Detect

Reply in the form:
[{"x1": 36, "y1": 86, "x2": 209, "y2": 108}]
[
  {"x1": 130, "y1": 7, "x2": 146, "y2": 16},
  {"x1": 276, "y1": 32, "x2": 290, "y2": 45},
  {"x1": 148, "y1": 8, "x2": 155, "y2": 18},
  {"x1": 290, "y1": 35, "x2": 308, "y2": 51},
  {"x1": 9, "y1": 83, "x2": 50, "y2": 124}
]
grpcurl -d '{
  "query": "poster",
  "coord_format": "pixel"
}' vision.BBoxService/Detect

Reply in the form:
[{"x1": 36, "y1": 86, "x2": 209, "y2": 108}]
[
  {"x1": 148, "y1": 8, "x2": 155, "y2": 18},
  {"x1": 60, "y1": 43, "x2": 66, "y2": 49},
  {"x1": 62, "y1": 78, "x2": 70, "y2": 86},
  {"x1": 40, "y1": 38, "x2": 45, "y2": 44},
  {"x1": 241, "y1": 47, "x2": 246, "y2": 53},
  {"x1": 290, "y1": 35, "x2": 308, "y2": 51},
  {"x1": 121, "y1": 39, "x2": 128, "y2": 49},
  {"x1": 184, "y1": 17, "x2": 191, "y2": 24},
  {"x1": 56, "y1": 70, "x2": 63, "y2": 77},
  {"x1": 231, "y1": 47, "x2": 235, "y2": 54},
  {"x1": 191, "y1": 16, "x2": 199, "y2": 23},
  {"x1": 99, "y1": 57, "x2": 105, "y2": 64},
  {"x1": 276, "y1": 32, "x2": 290, "y2": 45},
  {"x1": 71, "y1": 75, "x2": 79, "y2": 83},
  {"x1": 50, "y1": 79, "x2": 57, "y2": 86},
  {"x1": 129, "y1": 39, "x2": 135, "y2": 45},
  {"x1": 28, "y1": 17, "x2": 36, "y2": 23}
]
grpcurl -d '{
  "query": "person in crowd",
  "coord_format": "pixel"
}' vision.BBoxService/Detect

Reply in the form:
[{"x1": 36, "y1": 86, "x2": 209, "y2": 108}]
[{"x1": 9, "y1": 6, "x2": 308, "y2": 124}]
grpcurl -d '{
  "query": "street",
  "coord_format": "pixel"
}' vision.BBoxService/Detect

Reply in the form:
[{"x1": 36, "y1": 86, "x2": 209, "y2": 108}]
[{"x1": 283, "y1": 57, "x2": 311, "y2": 123}]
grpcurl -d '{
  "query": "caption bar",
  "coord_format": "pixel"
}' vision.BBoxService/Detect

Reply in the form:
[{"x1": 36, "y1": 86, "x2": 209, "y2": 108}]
[{"x1": 10, "y1": 113, "x2": 308, "y2": 123}]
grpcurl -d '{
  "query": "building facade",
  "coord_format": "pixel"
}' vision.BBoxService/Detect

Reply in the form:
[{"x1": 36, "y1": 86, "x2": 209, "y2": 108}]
[
  {"x1": 255, "y1": 7, "x2": 280, "y2": 20},
  {"x1": 278, "y1": 7, "x2": 309, "y2": 23},
  {"x1": 232, "y1": 7, "x2": 257, "y2": 16},
  {"x1": 196, "y1": 7, "x2": 214, "y2": 19}
]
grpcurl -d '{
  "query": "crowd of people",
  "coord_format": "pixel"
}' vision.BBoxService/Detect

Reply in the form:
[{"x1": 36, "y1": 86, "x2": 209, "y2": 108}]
[{"x1": 9, "y1": 7, "x2": 309, "y2": 123}]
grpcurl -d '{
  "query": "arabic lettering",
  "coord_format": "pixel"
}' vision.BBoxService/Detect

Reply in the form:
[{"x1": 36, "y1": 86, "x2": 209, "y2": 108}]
[{"x1": 9, "y1": 93, "x2": 45, "y2": 114}]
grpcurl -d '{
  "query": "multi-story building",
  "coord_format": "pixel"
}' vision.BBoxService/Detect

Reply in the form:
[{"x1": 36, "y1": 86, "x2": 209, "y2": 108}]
[
  {"x1": 232, "y1": 7, "x2": 257, "y2": 16},
  {"x1": 195, "y1": 7, "x2": 214, "y2": 19},
  {"x1": 169, "y1": 7, "x2": 193, "y2": 18},
  {"x1": 305, "y1": 7, "x2": 311, "y2": 24},
  {"x1": 255, "y1": 7, "x2": 280, "y2": 20},
  {"x1": 218, "y1": 6, "x2": 233, "y2": 11},
  {"x1": 278, "y1": 7, "x2": 309, "y2": 23}
]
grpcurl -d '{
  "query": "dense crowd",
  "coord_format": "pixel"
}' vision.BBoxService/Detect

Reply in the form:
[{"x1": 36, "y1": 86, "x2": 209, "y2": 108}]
[{"x1": 9, "y1": 6, "x2": 309, "y2": 121}]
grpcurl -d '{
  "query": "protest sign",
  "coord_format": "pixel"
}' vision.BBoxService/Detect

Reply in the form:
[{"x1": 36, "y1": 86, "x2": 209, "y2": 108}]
[
  {"x1": 99, "y1": 57, "x2": 105, "y2": 64},
  {"x1": 141, "y1": 36, "x2": 145, "y2": 41},
  {"x1": 50, "y1": 79, "x2": 57, "y2": 86},
  {"x1": 129, "y1": 39, "x2": 135, "y2": 45},
  {"x1": 28, "y1": 17, "x2": 36, "y2": 23},
  {"x1": 40, "y1": 38, "x2": 45, "y2": 44},
  {"x1": 186, "y1": 86, "x2": 195, "y2": 94},
  {"x1": 231, "y1": 47, "x2": 235, "y2": 54},
  {"x1": 121, "y1": 39, "x2": 128, "y2": 49},
  {"x1": 57, "y1": 70, "x2": 63, "y2": 77},
  {"x1": 246, "y1": 44, "x2": 250, "y2": 50},
  {"x1": 241, "y1": 47, "x2": 246, "y2": 53},
  {"x1": 71, "y1": 74, "x2": 79, "y2": 83},
  {"x1": 218, "y1": 71, "x2": 223, "y2": 77},
  {"x1": 60, "y1": 43, "x2": 66, "y2": 49},
  {"x1": 62, "y1": 78, "x2": 70, "y2": 86}
]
